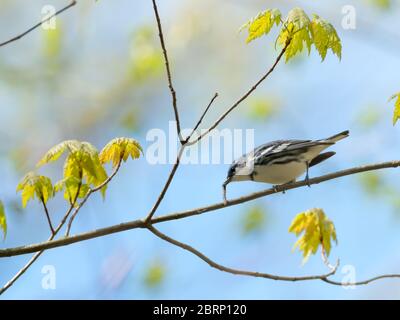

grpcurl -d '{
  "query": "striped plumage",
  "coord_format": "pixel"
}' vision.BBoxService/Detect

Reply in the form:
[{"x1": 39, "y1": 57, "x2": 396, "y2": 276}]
[{"x1": 224, "y1": 130, "x2": 349, "y2": 188}]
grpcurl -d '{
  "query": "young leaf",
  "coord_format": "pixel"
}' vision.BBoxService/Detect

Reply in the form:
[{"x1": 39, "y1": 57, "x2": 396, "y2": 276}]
[
  {"x1": 38, "y1": 140, "x2": 108, "y2": 200},
  {"x1": 310, "y1": 15, "x2": 342, "y2": 61},
  {"x1": 16, "y1": 172, "x2": 54, "y2": 208},
  {"x1": 289, "y1": 208, "x2": 337, "y2": 263},
  {"x1": 243, "y1": 7, "x2": 342, "y2": 63},
  {"x1": 100, "y1": 137, "x2": 143, "y2": 168},
  {"x1": 241, "y1": 9, "x2": 282, "y2": 43},
  {"x1": 54, "y1": 177, "x2": 90, "y2": 204},
  {"x1": 389, "y1": 93, "x2": 400, "y2": 125},
  {"x1": 0, "y1": 200, "x2": 7, "y2": 239},
  {"x1": 278, "y1": 8, "x2": 312, "y2": 62},
  {"x1": 37, "y1": 140, "x2": 82, "y2": 166}
]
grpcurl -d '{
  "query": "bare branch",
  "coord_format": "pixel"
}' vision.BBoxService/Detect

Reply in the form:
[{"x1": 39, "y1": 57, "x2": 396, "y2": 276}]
[
  {"x1": 41, "y1": 199, "x2": 55, "y2": 235},
  {"x1": 0, "y1": 202, "x2": 76, "y2": 295},
  {"x1": 187, "y1": 92, "x2": 219, "y2": 142},
  {"x1": 151, "y1": 0, "x2": 183, "y2": 142},
  {"x1": 0, "y1": 1, "x2": 77, "y2": 48},
  {"x1": 186, "y1": 40, "x2": 291, "y2": 146},
  {"x1": 147, "y1": 224, "x2": 337, "y2": 282},
  {"x1": 144, "y1": 147, "x2": 184, "y2": 223},
  {"x1": 2, "y1": 160, "x2": 400, "y2": 258},
  {"x1": 322, "y1": 274, "x2": 400, "y2": 286}
]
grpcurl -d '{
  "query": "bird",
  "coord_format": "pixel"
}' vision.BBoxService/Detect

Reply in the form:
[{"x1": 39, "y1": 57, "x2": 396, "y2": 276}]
[{"x1": 222, "y1": 130, "x2": 349, "y2": 203}]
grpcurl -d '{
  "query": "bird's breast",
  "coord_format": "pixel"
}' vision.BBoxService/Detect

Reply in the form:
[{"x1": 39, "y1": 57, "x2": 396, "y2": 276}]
[{"x1": 252, "y1": 162, "x2": 307, "y2": 184}]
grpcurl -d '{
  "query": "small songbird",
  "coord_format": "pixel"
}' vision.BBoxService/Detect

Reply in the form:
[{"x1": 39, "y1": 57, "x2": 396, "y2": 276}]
[{"x1": 222, "y1": 130, "x2": 349, "y2": 202}]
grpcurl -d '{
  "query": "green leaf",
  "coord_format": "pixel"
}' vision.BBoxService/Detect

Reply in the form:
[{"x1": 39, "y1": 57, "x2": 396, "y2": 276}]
[
  {"x1": 389, "y1": 93, "x2": 400, "y2": 125},
  {"x1": 38, "y1": 140, "x2": 108, "y2": 200},
  {"x1": 0, "y1": 201, "x2": 7, "y2": 239},
  {"x1": 243, "y1": 7, "x2": 342, "y2": 63},
  {"x1": 310, "y1": 15, "x2": 342, "y2": 61},
  {"x1": 289, "y1": 208, "x2": 337, "y2": 263},
  {"x1": 16, "y1": 172, "x2": 54, "y2": 208},
  {"x1": 277, "y1": 8, "x2": 312, "y2": 62},
  {"x1": 54, "y1": 177, "x2": 89, "y2": 204},
  {"x1": 37, "y1": 140, "x2": 82, "y2": 166},
  {"x1": 241, "y1": 9, "x2": 282, "y2": 43},
  {"x1": 100, "y1": 137, "x2": 143, "y2": 168}
]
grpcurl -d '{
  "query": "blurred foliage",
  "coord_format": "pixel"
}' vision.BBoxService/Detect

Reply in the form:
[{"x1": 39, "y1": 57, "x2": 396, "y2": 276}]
[
  {"x1": 144, "y1": 260, "x2": 166, "y2": 288},
  {"x1": 129, "y1": 26, "x2": 164, "y2": 81},
  {"x1": 389, "y1": 92, "x2": 400, "y2": 125},
  {"x1": 240, "y1": 205, "x2": 267, "y2": 235},
  {"x1": 289, "y1": 208, "x2": 337, "y2": 263},
  {"x1": 42, "y1": 24, "x2": 62, "y2": 60},
  {"x1": 369, "y1": 0, "x2": 391, "y2": 9},
  {"x1": 358, "y1": 172, "x2": 382, "y2": 195},
  {"x1": 0, "y1": 200, "x2": 7, "y2": 239},
  {"x1": 245, "y1": 96, "x2": 280, "y2": 121},
  {"x1": 357, "y1": 105, "x2": 382, "y2": 129}
]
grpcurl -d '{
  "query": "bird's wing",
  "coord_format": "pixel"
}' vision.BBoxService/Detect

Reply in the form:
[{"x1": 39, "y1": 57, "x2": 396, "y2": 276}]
[{"x1": 252, "y1": 139, "x2": 333, "y2": 165}]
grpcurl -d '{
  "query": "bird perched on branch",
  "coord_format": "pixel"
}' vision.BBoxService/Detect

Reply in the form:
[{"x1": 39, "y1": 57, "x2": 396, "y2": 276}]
[{"x1": 222, "y1": 130, "x2": 349, "y2": 203}]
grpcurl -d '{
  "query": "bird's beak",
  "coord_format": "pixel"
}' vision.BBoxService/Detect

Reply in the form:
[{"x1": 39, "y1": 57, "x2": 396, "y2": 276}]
[{"x1": 222, "y1": 178, "x2": 231, "y2": 204}]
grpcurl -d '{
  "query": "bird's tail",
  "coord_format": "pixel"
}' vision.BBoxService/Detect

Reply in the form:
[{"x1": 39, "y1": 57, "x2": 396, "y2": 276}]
[{"x1": 325, "y1": 130, "x2": 350, "y2": 143}]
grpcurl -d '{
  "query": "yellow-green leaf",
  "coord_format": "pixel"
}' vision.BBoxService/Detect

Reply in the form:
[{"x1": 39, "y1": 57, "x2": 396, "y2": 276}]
[
  {"x1": 0, "y1": 200, "x2": 7, "y2": 239},
  {"x1": 289, "y1": 208, "x2": 337, "y2": 263},
  {"x1": 389, "y1": 93, "x2": 400, "y2": 125},
  {"x1": 54, "y1": 177, "x2": 89, "y2": 204},
  {"x1": 39, "y1": 140, "x2": 108, "y2": 200},
  {"x1": 241, "y1": 9, "x2": 282, "y2": 44},
  {"x1": 310, "y1": 15, "x2": 342, "y2": 61},
  {"x1": 277, "y1": 8, "x2": 312, "y2": 62},
  {"x1": 16, "y1": 172, "x2": 54, "y2": 208},
  {"x1": 100, "y1": 137, "x2": 143, "y2": 168},
  {"x1": 37, "y1": 140, "x2": 82, "y2": 166}
]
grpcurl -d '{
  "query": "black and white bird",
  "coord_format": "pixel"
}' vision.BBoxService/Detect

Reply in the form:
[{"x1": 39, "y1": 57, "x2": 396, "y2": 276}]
[{"x1": 223, "y1": 130, "x2": 349, "y2": 202}]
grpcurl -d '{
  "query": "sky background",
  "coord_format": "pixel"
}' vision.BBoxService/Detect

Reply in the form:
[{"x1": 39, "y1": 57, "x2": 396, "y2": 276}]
[{"x1": 1, "y1": 0, "x2": 400, "y2": 299}]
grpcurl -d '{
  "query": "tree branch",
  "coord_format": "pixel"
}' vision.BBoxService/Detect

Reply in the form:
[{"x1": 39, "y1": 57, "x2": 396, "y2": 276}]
[
  {"x1": 41, "y1": 199, "x2": 55, "y2": 235},
  {"x1": 151, "y1": 0, "x2": 183, "y2": 142},
  {"x1": 186, "y1": 40, "x2": 291, "y2": 146},
  {"x1": 322, "y1": 274, "x2": 400, "y2": 286},
  {"x1": 147, "y1": 224, "x2": 337, "y2": 282},
  {"x1": 0, "y1": 1, "x2": 77, "y2": 48},
  {"x1": 144, "y1": 147, "x2": 184, "y2": 223},
  {"x1": 2, "y1": 160, "x2": 400, "y2": 258},
  {"x1": 187, "y1": 92, "x2": 219, "y2": 142}
]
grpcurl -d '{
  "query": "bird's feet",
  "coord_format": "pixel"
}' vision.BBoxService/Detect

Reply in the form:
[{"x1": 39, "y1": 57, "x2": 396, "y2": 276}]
[{"x1": 272, "y1": 184, "x2": 286, "y2": 194}]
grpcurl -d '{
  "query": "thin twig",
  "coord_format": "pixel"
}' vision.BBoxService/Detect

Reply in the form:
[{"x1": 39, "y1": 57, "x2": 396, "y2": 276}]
[
  {"x1": 187, "y1": 92, "x2": 219, "y2": 142},
  {"x1": 41, "y1": 199, "x2": 55, "y2": 235},
  {"x1": 65, "y1": 159, "x2": 122, "y2": 236},
  {"x1": 151, "y1": 0, "x2": 183, "y2": 142},
  {"x1": 144, "y1": 147, "x2": 185, "y2": 223},
  {"x1": 2, "y1": 160, "x2": 400, "y2": 258},
  {"x1": 0, "y1": 202, "x2": 76, "y2": 295},
  {"x1": 0, "y1": 1, "x2": 77, "y2": 48},
  {"x1": 147, "y1": 224, "x2": 337, "y2": 282},
  {"x1": 322, "y1": 274, "x2": 400, "y2": 286},
  {"x1": 186, "y1": 40, "x2": 291, "y2": 146}
]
